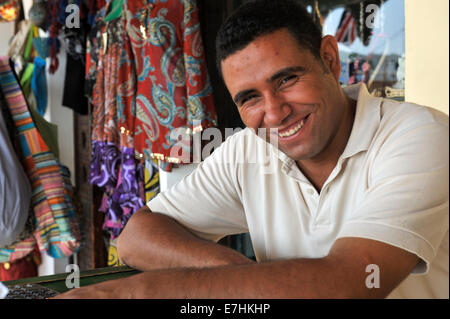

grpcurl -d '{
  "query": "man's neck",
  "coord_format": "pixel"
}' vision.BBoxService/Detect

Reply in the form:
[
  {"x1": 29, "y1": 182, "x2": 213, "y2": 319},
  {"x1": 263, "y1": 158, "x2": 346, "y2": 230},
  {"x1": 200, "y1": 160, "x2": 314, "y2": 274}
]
[{"x1": 297, "y1": 95, "x2": 357, "y2": 193}]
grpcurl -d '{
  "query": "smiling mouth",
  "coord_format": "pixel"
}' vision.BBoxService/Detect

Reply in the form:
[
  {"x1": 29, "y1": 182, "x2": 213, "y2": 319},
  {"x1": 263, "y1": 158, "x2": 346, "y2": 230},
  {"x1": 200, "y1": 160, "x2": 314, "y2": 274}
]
[{"x1": 277, "y1": 115, "x2": 309, "y2": 138}]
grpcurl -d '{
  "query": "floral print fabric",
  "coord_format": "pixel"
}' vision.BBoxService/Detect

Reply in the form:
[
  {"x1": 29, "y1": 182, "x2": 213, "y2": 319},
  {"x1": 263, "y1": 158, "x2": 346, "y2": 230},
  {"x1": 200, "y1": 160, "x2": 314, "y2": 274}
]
[
  {"x1": 124, "y1": 0, "x2": 217, "y2": 167},
  {"x1": 87, "y1": 0, "x2": 217, "y2": 238}
]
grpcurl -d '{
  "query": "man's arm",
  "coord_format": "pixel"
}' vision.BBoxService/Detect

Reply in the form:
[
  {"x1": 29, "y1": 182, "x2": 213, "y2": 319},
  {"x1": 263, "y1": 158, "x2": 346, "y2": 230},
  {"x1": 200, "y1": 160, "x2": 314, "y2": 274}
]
[
  {"x1": 56, "y1": 236, "x2": 418, "y2": 299},
  {"x1": 116, "y1": 205, "x2": 254, "y2": 271}
]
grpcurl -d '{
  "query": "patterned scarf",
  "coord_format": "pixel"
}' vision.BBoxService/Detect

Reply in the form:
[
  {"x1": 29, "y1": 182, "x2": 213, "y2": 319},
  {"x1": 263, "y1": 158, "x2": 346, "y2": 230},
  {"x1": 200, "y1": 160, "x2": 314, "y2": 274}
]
[{"x1": 0, "y1": 57, "x2": 80, "y2": 262}]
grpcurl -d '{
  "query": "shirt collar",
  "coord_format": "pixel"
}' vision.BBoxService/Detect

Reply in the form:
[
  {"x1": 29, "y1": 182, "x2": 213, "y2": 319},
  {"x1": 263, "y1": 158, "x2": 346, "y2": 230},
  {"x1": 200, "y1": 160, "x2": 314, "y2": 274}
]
[{"x1": 340, "y1": 83, "x2": 382, "y2": 159}]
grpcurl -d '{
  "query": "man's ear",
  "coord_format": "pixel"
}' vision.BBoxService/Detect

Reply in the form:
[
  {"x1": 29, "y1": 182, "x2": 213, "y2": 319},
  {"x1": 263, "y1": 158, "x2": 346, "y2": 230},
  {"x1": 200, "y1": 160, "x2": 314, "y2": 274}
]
[{"x1": 320, "y1": 35, "x2": 341, "y2": 82}]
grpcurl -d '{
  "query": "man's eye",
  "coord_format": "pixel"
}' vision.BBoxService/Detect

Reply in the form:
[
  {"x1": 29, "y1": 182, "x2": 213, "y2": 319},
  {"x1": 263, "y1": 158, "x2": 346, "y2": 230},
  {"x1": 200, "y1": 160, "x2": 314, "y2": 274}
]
[
  {"x1": 240, "y1": 94, "x2": 258, "y2": 105},
  {"x1": 279, "y1": 75, "x2": 298, "y2": 88}
]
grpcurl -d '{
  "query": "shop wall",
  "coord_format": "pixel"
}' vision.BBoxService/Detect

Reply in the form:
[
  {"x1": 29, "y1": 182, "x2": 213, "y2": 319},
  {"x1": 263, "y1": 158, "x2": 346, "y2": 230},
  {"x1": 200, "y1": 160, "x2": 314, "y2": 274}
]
[
  {"x1": 405, "y1": 0, "x2": 449, "y2": 114},
  {"x1": 0, "y1": 22, "x2": 14, "y2": 56}
]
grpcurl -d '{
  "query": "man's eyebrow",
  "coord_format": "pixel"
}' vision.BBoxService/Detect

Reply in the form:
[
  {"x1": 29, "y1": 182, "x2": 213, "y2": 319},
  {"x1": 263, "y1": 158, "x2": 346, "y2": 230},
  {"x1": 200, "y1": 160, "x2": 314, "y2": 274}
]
[{"x1": 268, "y1": 66, "x2": 307, "y2": 83}]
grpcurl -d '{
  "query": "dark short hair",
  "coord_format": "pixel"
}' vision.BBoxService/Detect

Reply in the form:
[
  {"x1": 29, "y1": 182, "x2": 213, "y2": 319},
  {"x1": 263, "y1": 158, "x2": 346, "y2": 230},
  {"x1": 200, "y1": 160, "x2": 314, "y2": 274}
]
[{"x1": 216, "y1": 0, "x2": 323, "y2": 78}]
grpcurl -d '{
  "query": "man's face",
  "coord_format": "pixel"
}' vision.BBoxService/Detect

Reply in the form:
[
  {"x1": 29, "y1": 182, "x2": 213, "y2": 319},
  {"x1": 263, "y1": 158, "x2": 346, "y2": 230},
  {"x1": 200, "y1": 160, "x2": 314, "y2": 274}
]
[{"x1": 221, "y1": 28, "x2": 345, "y2": 162}]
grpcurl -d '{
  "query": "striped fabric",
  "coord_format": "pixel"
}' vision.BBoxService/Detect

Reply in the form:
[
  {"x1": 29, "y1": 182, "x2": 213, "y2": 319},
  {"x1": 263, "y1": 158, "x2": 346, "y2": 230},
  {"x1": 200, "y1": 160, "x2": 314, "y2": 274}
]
[{"x1": 0, "y1": 57, "x2": 80, "y2": 262}]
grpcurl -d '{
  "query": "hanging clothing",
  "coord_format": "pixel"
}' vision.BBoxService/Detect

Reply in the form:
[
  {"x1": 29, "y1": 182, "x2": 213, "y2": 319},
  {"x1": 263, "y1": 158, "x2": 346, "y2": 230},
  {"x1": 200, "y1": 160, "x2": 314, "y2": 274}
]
[
  {"x1": 62, "y1": 9, "x2": 90, "y2": 115},
  {"x1": 7, "y1": 20, "x2": 32, "y2": 77},
  {"x1": 85, "y1": 18, "x2": 103, "y2": 105},
  {"x1": 47, "y1": 0, "x2": 62, "y2": 74},
  {"x1": 31, "y1": 56, "x2": 47, "y2": 116},
  {"x1": 143, "y1": 158, "x2": 160, "y2": 202},
  {"x1": 62, "y1": 52, "x2": 89, "y2": 115},
  {"x1": 0, "y1": 247, "x2": 41, "y2": 282},
  {"x1": 0, "y1": 92, "x2": 31, "y2": 247},
  {"x1": 89, "y1": 14, "x2": 145, "y2": 239},
  {"x1": 107, "y1": 237, "x2": 123, "y2": 267},
  {"x1": 107, "y1": 157, "x2": 159, "y2": 266},
  {"x1": 29, "y1": 105, "x2": 59, "y2": 160},
  {"x1": 88, "y1": 0, "x2": 220, "y2": 240},
  {"x1": 0, "y1": 57, "x2": 80, "y2": 263},
  {"x1": 0, "y1": 67, "x2": 36, "y2": 261},
  {"x1": 123, "y1": 0, "x2": 217, "y2": 170},
  {"x1": 89, "y1": 16, "x2": 132, "y2": 186}
]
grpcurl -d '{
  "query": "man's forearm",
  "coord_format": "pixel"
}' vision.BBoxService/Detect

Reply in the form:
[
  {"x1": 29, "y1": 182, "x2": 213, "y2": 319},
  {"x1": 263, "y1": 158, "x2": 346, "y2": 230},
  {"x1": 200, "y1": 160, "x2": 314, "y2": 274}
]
[
  {"x1": 55, "y1": 256, "x2": 386, "y2": 299},
  {"x1": 117, "y1": 206, "x2": 254, "y2": 271},
  {"x1": 56, "y1": 237, "x2": 417, "y2": 299},
  {"x1": 126, "y1": 258, "x2": 377, "y2": 299},
  {"x1": 127, "y1": 259, "x2": 339, "y2": 299}
]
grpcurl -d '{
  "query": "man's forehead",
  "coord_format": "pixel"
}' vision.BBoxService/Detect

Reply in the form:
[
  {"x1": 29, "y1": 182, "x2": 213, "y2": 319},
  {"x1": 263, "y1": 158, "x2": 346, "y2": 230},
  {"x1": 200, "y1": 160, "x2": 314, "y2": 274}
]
[
  {"x1": 221, "y1": 30, "x2": 313, "y2": 85},
  {"x1": 222, "y1": 29, "x2": 313, "y2": 66}
]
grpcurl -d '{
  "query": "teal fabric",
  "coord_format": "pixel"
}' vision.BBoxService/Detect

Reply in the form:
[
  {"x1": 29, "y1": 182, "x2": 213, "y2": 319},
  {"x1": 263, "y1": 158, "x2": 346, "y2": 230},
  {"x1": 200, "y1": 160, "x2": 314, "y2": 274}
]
[
  {"x1": 32, "y1": 37, "x2": 49, "y2": 59},
  {"x1": 31, "y1": 56, "x2": 47, "y2": 116}
]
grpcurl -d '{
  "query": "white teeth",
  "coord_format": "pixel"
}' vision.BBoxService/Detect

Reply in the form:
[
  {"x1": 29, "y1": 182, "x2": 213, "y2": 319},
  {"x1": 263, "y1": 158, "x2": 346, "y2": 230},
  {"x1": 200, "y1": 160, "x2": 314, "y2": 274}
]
[{"x1": 278, "y1": 119, "x2": 305, "y2": 138}]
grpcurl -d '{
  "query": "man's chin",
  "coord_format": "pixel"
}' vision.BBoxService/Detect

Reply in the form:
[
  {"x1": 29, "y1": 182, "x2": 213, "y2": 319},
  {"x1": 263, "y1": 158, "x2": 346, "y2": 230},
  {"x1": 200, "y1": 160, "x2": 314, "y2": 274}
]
[
  {"x1": 262, "y1": 135, "x2": 317, "y2": 162},
  {"x1": 278, "y1": 147, "x2": 312, "y2": 162}
]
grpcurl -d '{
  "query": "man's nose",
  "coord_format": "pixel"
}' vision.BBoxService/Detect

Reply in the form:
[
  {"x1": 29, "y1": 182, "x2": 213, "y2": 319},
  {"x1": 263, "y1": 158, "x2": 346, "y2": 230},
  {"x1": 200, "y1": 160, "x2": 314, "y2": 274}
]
[{"x1": 263, "y1": 93, "x2": 291, "y2": 127}]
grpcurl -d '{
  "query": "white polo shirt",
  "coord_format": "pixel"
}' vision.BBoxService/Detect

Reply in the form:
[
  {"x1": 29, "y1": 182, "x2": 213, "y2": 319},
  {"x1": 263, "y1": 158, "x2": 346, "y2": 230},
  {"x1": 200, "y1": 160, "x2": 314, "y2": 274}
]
[{"x1": 148, "y1": 83, "x2": 449, "y2": 299}]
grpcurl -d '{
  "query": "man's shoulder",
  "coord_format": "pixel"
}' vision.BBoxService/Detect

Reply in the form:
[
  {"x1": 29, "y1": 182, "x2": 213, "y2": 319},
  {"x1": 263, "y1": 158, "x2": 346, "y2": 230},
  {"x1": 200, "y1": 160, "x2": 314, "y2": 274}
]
[
  {"x1": 369, "y1": 99, "x2": 449, "y2": 165},
  {"x1": 380, "y1": 99, "x2": 448, "y2": 131}
]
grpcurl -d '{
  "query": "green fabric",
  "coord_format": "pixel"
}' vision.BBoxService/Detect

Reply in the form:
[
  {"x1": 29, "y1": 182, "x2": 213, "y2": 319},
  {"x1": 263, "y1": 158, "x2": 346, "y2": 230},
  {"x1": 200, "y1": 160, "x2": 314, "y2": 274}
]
[
  {"x1": 104, "y1": 0, "x2": 123, "y2": 22},
  {"x1": 24, "y1": 27, "x2": 34, "y2": 62},
  {"x1": 20, "y1": 63, "x2": 34, "y2": 98},
  {"x1": 29, "y1": 106, "x2": 60, "y2": 159}
]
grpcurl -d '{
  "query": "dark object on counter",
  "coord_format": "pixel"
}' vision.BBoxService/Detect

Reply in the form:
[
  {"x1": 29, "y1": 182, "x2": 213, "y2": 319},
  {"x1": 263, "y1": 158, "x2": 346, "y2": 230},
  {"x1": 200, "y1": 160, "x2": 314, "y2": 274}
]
[
  {"x1": 5, "y1": 283, "x2": 58, "y2": 299},
  {"x1": 3, "y1": 265, "x2": 140, "y2": 295}
]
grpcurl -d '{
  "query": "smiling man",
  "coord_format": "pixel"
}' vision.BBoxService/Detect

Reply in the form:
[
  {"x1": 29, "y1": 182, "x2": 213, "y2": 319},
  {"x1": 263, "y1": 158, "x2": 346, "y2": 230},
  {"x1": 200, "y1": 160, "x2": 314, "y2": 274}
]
[
  {"x1": 222, "y1": 27, "x2": 357, "y2": 191},
  {"x1": 56, "y1": 0, "x2": 448, "y2": 299}
]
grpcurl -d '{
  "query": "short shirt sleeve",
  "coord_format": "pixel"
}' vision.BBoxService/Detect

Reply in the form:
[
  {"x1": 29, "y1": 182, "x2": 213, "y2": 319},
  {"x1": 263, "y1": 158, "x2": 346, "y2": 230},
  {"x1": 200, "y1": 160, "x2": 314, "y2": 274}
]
[
  {"x1": 147, "y1": 133, "x2": 247, "y2": 242},
  {"x1": 337, "y1": 109, "x2": 449, "y2": 274}
]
